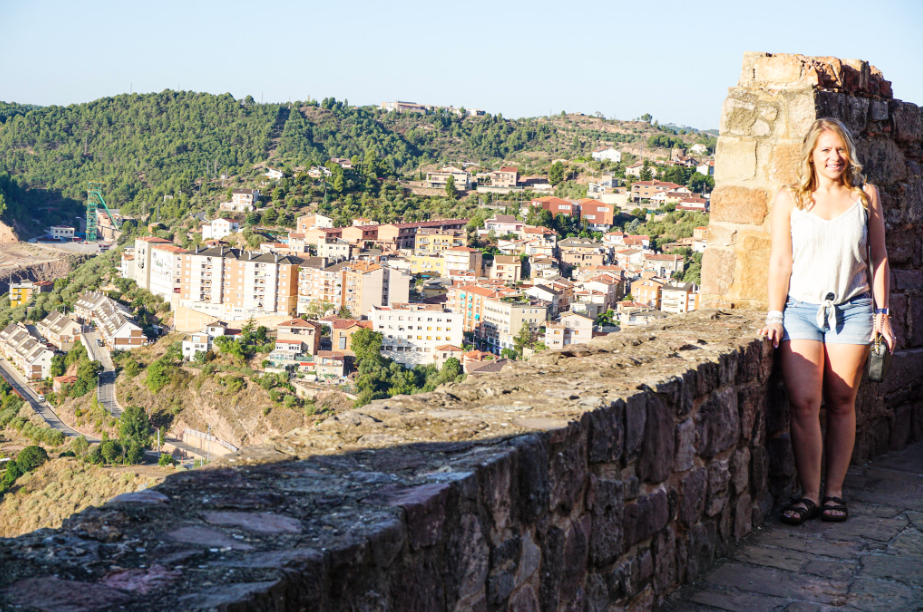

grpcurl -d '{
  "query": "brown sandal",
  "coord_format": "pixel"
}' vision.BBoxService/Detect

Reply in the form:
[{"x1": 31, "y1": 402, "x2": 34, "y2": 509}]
[
  {"x1": 821, "y1": 496, "x2": 848, "y2": 522},
  {"x1": 780, "y1": 498, "x2": 821, "y2": 525}
]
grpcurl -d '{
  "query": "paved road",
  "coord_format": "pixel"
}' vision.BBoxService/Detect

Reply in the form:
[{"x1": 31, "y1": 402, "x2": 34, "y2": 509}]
[
  {"x1": 83, "y1": 330, "x2": 122, "y2": 418},
  {"x1": 663, "y1": 441, "x2": 923, "y2": 611},
  {"x1": 0, "y1": 358, "x2": 99, "y2": 442}
]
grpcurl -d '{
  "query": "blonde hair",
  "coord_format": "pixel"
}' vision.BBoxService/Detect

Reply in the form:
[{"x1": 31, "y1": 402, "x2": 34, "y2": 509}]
[{"x1": 790, "y1": 118, "x2": 869, "y2": 210}]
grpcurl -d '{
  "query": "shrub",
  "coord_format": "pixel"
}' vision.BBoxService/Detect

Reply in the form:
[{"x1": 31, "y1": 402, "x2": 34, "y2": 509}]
[
  {"x1": 283, "y1": 395, "x2": 298, "y2": 409},
  {"x1": 100, "y1": 440, "x2": 123, "y2": 464},
  {"x1": 16, "y1": 445, "x2": 49, "y2": 472},
  {"x1": 158, "y1": 452, "x2": 175, "y2": 467},
  {"x1": 123, "y1": 360, "x2": 141, "y2": 377},
  {"x1": 86, "y1": 445, "x2": 102, "y2": 464},
  {"x1": 126, "y1": 441, "x2": 145, "y2": 464},
  {"x1": 224, "y1": 376, "x2": 245, "y2": 394}
]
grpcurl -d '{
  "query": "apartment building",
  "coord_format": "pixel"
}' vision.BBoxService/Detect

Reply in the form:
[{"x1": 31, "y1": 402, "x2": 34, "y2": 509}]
[
  {"x1": 643, "y1": 253, "x2": 685, "y2": 276},
  {"x1": 371, "y1": 303, "x2": 463, "y2": 367},
  {"x1": 407, "y1": 254, "x2": 445, "y2": 277},
  {"x1": 9, "y1": 280, "x2": 52, "y2": 308},
  {"x1": 221, "y1": 189, "x2": 260, "y2": 212},
  {"x1": 36, "y1": 311, "x2": 82, "y2": 352},
  {"x1": 483, "y1": 215, "x2": 525, "y2": 235},
  {"x1": 376, "y1": 219, "x2": 468, "y2": 251},
  {"x1": 318, "y1": 237, "x2": 350, "y2": 262},
  {"x1": 426, "y1": 167, "x2": 471, "y2": 190},
  {"x1": 297, "y1": 259, "x2": 347, "y2": 315},
  {"x1": 0, "y1": 324, "x2": 54, "y2": 380},
  {"x1": 490, "y1": 167, "x2": 519, "y2": 188},
  {"x1": 479, "y1": 296, "x2": 547, "y2": 354},
  {"x1": 525, "y1": 196, "x2": 577, "y2": 217},
  {"x1": 544, "y1": 312, "x2": 595, "y2": 348},
  {"x1": 73, "y1": 292, "x2": 147, "y2": 349},
  {"x1": 296, "y1": 260, "x2": 410, "y2": 318},
  {"x1": 269, "y1": 318, "x2": 323, "y2": 367},
  {"x1": 341, "y1": 224, "x2": 380, "y2": 246},
  {"x1": 630, "y1": 180, "x2": 684, "y2": 202},
  {"x1": 443, "y1": 247, "x2": 482, "y2": 275},
  {"x1": 321, "y1": 317, "x2": 372, "y2": 353},
  {"x1": 132, "y1": 236, "x2": 173, "y2": 290},
  {"x1": 490, "y1": 255, "x2": 522, "y2": 282},
  {"x1": 179, "y1": 247, "x2": 302, "y2": 319},
  {"x1": 559, "y1": 238, "x2": 607, "y2": 268},
  {"x1": 631, "y1": 278, "x2": 664, "y2": 309},
  {"x1": 150, "y1": 244, "x2": 188, "y2": 301},
  {"x1": 414, "y1": 228, "x2": 466, "y2": 254},
  {"x1": 295, "y1": 213, "x2": 334, "y2": 232},
  {"x1": 661, "y1": 282, "x2": 700, "y2": 314},
  {"x1": 202, "y1": 218, "x2": 240, "y2": 240}
]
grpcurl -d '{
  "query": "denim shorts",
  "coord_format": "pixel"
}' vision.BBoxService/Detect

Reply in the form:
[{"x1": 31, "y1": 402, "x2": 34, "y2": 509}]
[{"x1": 782, "y1": 293, "x2": 873, "y2": 345}]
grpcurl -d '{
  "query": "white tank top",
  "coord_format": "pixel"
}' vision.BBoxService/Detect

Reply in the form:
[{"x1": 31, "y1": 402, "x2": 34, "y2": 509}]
[{"x1": 788, "y1": 199, "x2": 870, "y2": 324}]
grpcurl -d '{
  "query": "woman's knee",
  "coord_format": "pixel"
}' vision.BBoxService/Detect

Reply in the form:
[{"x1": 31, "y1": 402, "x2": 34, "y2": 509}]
[
  {"x1": 824, "y1": 397, "x2": 857, "y2": 418},
  {"x1": 789, "y1": 395, "x2": 821, "y2": 420}
]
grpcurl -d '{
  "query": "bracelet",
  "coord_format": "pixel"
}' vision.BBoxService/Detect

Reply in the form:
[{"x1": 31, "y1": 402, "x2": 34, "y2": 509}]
[{"x1": 765, "y1": 311, "x2": 783, "y2": 326}]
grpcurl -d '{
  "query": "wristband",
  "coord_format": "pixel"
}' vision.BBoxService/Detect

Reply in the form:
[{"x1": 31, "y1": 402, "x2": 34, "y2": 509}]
[{"x1": 874, "y1": 308, "x2": 889, "y2": 316}]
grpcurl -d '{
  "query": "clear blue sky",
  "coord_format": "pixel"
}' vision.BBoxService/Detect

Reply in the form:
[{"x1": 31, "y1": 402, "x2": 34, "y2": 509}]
[{"x1": 2, "y1": 0, "x2": 921, "y2": 129}]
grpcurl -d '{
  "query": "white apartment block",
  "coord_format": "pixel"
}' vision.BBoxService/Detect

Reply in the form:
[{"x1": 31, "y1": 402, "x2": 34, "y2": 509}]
[
  {"x1": 661, "y1": 283, "x2": 700, "y2": 314},
  {"x1": 479, "y1": 296, "x2": 547, "y2": 353},
  {"x1": 150, "y1": 244, "x2": 188, "y2": 301},
  {"x1": 318, "y1": 237, "x2": 350, "y2": 262},
  {"x1": 202, "y1": 218, "x2": 240, "y2": 240},
  {"x1": 133, "y1": 236, "x2": 173, "y2": 290},
  {"x1": 0, "y1": 324, "x2": 54, "y2": 380},
  {"x1": 372, "y1": 303, "x2": 463, "y2": 367},
  {"x1": 182, "y1": 333, "x2": 211, "y2": 361},
  {"x1": 544, "y1": 312, "x2": 595, "y2": 348}
]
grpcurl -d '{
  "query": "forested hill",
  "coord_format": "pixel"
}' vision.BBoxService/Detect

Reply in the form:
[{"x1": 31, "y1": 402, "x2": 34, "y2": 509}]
[{"x1": 0, "y1": 91, "x2": 711, "y2": 231}]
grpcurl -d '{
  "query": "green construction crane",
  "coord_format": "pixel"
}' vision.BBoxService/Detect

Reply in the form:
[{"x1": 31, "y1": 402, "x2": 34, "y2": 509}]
[{"x1": 85, "y1": 182, "x2": 120, "y2": 242}]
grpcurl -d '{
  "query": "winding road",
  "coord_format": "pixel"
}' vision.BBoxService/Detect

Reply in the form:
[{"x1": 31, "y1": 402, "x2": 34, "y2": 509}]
[{"x1": 0, "y1": 358, "x2": 99, "y2": 442}]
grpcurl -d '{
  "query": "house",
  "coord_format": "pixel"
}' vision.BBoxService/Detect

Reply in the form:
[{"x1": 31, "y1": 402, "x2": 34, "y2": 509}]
[
  {"x1": 318, "y1": 237, "x2": 350, "y2": 262},
  {"x1": 661, "y1": 282, "x2": 700, "y2": 314},
  {"x1": 591, "y1": 147, "x2": 622, "y2": 163},
  {"x1": 619, "y1": 306, "x2": 670, "y2": 326},
  {"x1": 372, "y1": 303, "x2": 463, "y2": 367},
  {"x1": 529, "y1": 256, "x2": 560, "y2": 279},
  {"x1": 426, "y1": 166, "x2": 471, "y2": 191},
  {"x1": 576, "y1": 199, "x2": 614, "y2": 230},
  {"x1": 525, "y1": 196, "x2": 576, "y2": 217},
  {"x1": 483, "y1": 214, "x2": 525, "y2": 235},
  {"x1": 544, "y1": 311, "x2": 595, "y2": 348},
  {"x1": 46, "y1": 226, "x2": 75, "y2": 240},
  {"x1": 221, "y1": 189, "x2": 260, "y2": 212},
  {"x1": 559, "y1": 237, "x2": 607, "y2": 268},
  {"x1": 690, "y1": 143, "x2": 708, "y2": 155},
  {"x1": 631, "y1": 278, "x2": 664, "y2": 309},
  {"x1": 696, "y1": 160, "x2": 715, "y2": 176},
  {"x1": 330, "y1": 158, "x2": 353, "y2": 169},
  {"x1": 295, "y1": 213, "x2": 334, "y2": 232},
  {"x1": 36, "y1": 311, "x2": 82, "y2": 352},
  {"x1": 625, "y1": 162, "x2": 658, "y2": 178},
  {"x1": 490, "y1": 255, "x2": 522, "y2": 283},
  {"x1": 490, "y1": 167, "x2": 519, "y2": 188},
  {"x1": 269, "y1": 318, "x2": 322, "y2": 367},
  {"x1": 308, "y1": 351, "x2": 347, "y2": 378},
  {"x1": 587, "y1": 174, "x2": 621, "y2": 197},
  {"x1": 352, "y1": 217, "x2": 376, "y2": 226},
  {"x1": 74, "y1": 292, "x2": 147, "y2": 349},
  {"x1": 320, "y1": 317, "x2": 373, "y2": 353},
  {"x1": 53, "y1": 375, "x2": 78, "y2": 393},
  {"x1": 307, "y1": 166, "x2": 333, "y2": 178},
  {"x1": 381, "y1": 101, "x2": 428, "y2": 114},
  {"x1": 433, "y1": 344, "x2": 464, "y2": 368},
  {"x1": 643, "y1": 253, "x2": 685, "y2": 276},
  {"x1": 525, "y1": 284, "x2": 561, "y2": 316},
  {"x1": 181, "y1": 333, "x2": 212, "y2": 361},
  {"x1": 202, "y1": 218, "x2": 240, "y2": 241},
  {"x1": 678, "y1": 197, "x2": 709, "y2": 211},
  {"x1": 630, "y1": 180, "x2": 685, "y2": 202},
  {"x1": 264, "y1": 168, "x2": 284, "y2": 180}
]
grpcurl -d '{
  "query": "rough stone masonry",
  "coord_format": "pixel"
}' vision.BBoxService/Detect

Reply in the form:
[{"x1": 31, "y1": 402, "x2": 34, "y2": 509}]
[{"x1": 0, "y1": 54, "x2": 920, "y2": 612}]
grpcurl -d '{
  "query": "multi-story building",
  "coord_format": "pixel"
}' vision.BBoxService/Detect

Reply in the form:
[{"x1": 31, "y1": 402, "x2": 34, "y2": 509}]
[
  {"x1": 295, "y1": 214, "x2": 334, "y2": 231},
  {"x1": 0, "y1": 324, "x2": 54, "y2": 380},
  {"x1": 661, "y1": 282, "x2": 700, "y2": 314},
  {"x1": 340, "y1": 224, "x2": 380, "y2": 246},
  {"x1": 489, "y1": 167, "x2": 519, "y2": 188},
  {"x1": 132, "y1": 236, "x2": 172, "y2": 290},
  {"x1": 630, "y1": 180, "x2": 685, "y2": 202},
  {"x1": 269, "y1": 318, "x2": 322, "y2": 367},
  {"x1": 490, "y1": 255, "x2": 522, "y2": 282},
  {"x1": 321, "y1": 317, "x2": 373, "y2": 353},
  {"x1": 150, "y1": 244, "x2": 188, "y2": 301},
  {"x1": 202, "y1": 218, "x2": 240, "y2": 240},
  {"x1": 426, "y1": 167, "x2": 471, "y2": 191},
  {"x1": 181, "y1": 333, "x2": 211, "y2": 361},
  {"x1": 371, "y1": 303, "x2": 463, "y2": 367},
  {"x1": 221, "y1": 189, "x2": 260, "y2": 212},
  {"x1": 414, "y1": 228, "x2": 466, "y2": 254},
  {"x1": 643, "y1": 253, "x2": 685, "y2": 277},
  {"x1": 73, "y1": 292, "x2": 147, "y2": 349},
  {"x1": 576, "y1": 199, "x2": 615, "y2": 230},
  {"x1": 47, "y1": 226, "x2": 75, "y2": 240},
  {"x1": 525, "y1": 196, "x2": 577, "y2": 218},
  {"x1": 479, "y1": 295, "x2": 547, "y2": 354},
  {"x1": 631, "y1": 278, "x2": 664, "y2": 309},
  {"x1": 407, "y1": 254, "x2": 445, "y2": 277},
  {"x1": 36, "y1": 311, "x2": 82, "y2": 352},
  {"x1": 318, "y1": 237, "x2": 350, "y2": 262},
  {"x1": 591, "y1": 147, "x2": 622, "y2": 163},
  {"x1": 179, "y1": 247, "x2": 302, "y2": 319},
  {"x1": 376, "y1": 219, "x2": 468, "y2": 251},
  {"x1": 443, "y1": 247, "x2": 483, "y2": 276},
  {"x1": 482, "y1": 215, "x2": 525, "y2": 235},
  {"x1": 559, "y1": 238, "x2": 607, "y2": 268},
  {"x1": 9, "y1": 280, "x2": 52, "y2": 308},
  {"x1": 296, "y1": 260, "x2": 409, "y2": 318},
  {"x1": 544, "y1": 311, "x2": 595, "y2": 348}
]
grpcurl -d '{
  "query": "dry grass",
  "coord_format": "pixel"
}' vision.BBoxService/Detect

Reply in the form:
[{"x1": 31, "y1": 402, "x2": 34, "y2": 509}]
[{"x1": 0, "y1": 457, "x2": 168, "y2": 538}]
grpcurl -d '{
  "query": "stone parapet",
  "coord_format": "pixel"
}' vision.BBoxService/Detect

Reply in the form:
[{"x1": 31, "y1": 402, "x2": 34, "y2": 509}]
[{"x1": 2, "y1": 311, "x2": 921, "y2": 610}]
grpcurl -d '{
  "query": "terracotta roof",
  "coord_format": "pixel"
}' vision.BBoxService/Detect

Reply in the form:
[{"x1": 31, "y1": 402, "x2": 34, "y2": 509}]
[
  {"x1": 436, "y1": 344, "x2": 463, "y2": 351},
  {"x1": 498, "y1": 166, "x2": 518, "y2": 173},
  {"x1": 278, "y1": 318, "x2": 321, "y2": 329},
  {"x1": 136, "y1": 236, "x2": 171, "y2": 243}
]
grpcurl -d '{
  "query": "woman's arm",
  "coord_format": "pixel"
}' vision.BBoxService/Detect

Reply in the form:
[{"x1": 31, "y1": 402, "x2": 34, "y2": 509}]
[
  {"x1": 865, "y1": 184, "x2": 895, "y2": 352},
  {"x1": 758, "y1": 189, "x2": 795, "y2": 347}
]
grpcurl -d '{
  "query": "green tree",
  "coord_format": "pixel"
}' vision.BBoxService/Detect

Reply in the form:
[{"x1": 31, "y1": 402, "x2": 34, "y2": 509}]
[
  {"x1": 16, "y1": 445, "x2": 49, "y2": 472},
  {"x1": 71, "y1": 435, "x2": 89, "y2": 456},
  {"x1": 548, "y1": 162, "x2": 565, "y2": 186},
  {"x1": 337, "y1": 305, "x2": 353, "y2": 319},
  {"x1": 513, "y1": 321, "x2": 536, "y2": 357},
  {"x1": 100, "y1": 440, "x2": 123, "y2": 464},
  {"x1": 351, "y1": 328, "x2": 383, "y2": 366},
  {"x1": 445, "y1": 175, "x2": 457, "y2": 199},
  {"x1": 119, "y1": 405, "x2": 151, "y2": 448}
]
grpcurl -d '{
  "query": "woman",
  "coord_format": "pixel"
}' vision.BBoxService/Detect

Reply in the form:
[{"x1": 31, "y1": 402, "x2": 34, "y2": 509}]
[{"x1": 758, "y1": 118, "x2": 896, "y2": 525}]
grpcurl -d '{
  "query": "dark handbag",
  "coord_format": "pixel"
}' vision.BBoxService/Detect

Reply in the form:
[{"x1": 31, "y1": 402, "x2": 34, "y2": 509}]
[
  {"x1": 863, "y1": 202, "x2": 891, "y2": 382},
  {"x1": 867, "y1": 332, "x2": 892, "y2": 382}
]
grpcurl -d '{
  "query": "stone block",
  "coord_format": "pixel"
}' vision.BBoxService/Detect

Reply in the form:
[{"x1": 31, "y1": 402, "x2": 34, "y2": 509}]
[
  {"x1": 737, "y1": 384, "x2": 766, "y2": 442},
  {"x1": 514, "y1": 531, "x2": 541, "y2": 588},
  {"x1": 749, "y1": 445, "x2": 769, "y2": 498},
  {"x1": 549, "y1": 428, "x2": 587, "y2": 515},
  {"x1": 587, "y1": 476, "x2": 625, "y2": 567},
  {"x1": 753, "y1": 53, "x2": 804, "y2": 85},
  {"x1": 890, "y1": 101, "x2": 923, "y2": 142},
  {"x1": 893, "y1": 269, "x2": 923, "y2": 294},
  {"x1": 731, "y1": 447, "x2": 751, "y2": 496},
  {"x1": 882, "y1": 348, "x2": 923, "y2": 395},
  {"x1": 714, "y1": 138, "x2": 757, "y2": 182},
  {"x1": 890, "y1": 403, "x2": 913, "y2": 451},
  {"x1": 651, "y1": 526, "x2": 677, "y2": 595},
  {"x1": 361, "y1": 483, "x2": 451, "y2": 550},
  {"x1": 910, "y1": 297, "x2": 923, "y2": 348},
  {"x1": 767, "y1": 434, "x2": 796, "y2": 497},
  {"x1": 624, "y1": 393, "x2": 647, "y2": 461},
  {"x1": 858, "y1": 137, "x2": 908, "y2": 186},
  {"x1": 684, "y1": 522, "x2": 716, "y2": 582},
  {"x1": 719, "y1": 348, "x2": 739, "y2": 386},
  {"x1": 870, "y1": 100, "x2": 889, "y2": 121},
  {"x1": 201, "y1": 511, "x2": 302, "y2": 534},
  {"x1": 710, "y1": 185, "x2": 769, "y2": 225},
  {"x1": 890, "y1": 293, "x2": 908, "y2": 351},
  {"x1": 638, "y1": 395, "x2": 675, "y2": 484},
  {"x1": 695, "y1": 387, "x2": 740, "y2": 459},
  {"x1": 446, "y1": 515, "x2": 488, "y2": 604},
  {"x1": 706, "y1": 459, "x2": 730, "y2": 517},
  {"x1": 477, "y1": 451, "x2": 514, "y2": 540},
  {"x1": 902, "y1": 179, "x2": 923, "y2": 225},
  {"x1": 508, "y1": 585, "x2": 539, "y2": 612},
  {"x1": 700, "y1": 247, "x2": 736, "y2": 298},
  {"x1": 734, "y1": 494, "x2": 753, "y2": 540},
  {"x1": 769, "y1": 142, "x2": 802, "y2": 186},
  {"x1": 705, "y1": 224, "x2": 737, "y2": 247},
  {"x1": 511, "y1": 435, "x2": 550, "y2": 522},
  {"x1": 623, "y1": 489, "x2": 669, "y2": 548},
  {"x1": 674, "y1": 419, "x2": 696, "y2": 472},
  {"x1": 587, "y1": 399, "x2": 624, "y2": 464},
  {"x1": 786, "y1": 91, "x2": 819, "y2": 137},
  {"x1": 679, "y1": 468, "x2": 707, "y2": 528},
  {"x1": 583, "y1": 574, "x2": 608, "y2": 612},
  {"x1": 765, "y1": 380, "x2": 790, "y2": 436},
  {"x1": 733, "y1": 232, "x2": 773, "y2": 303}
]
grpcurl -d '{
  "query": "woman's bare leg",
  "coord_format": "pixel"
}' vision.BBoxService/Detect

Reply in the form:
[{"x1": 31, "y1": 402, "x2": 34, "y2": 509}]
[
  {"x1": 779, "y1": 340, "x2": 826, "y2": 519},
  {"x1": 821, "y1": 343, "x2": 869, "y2": 518}
]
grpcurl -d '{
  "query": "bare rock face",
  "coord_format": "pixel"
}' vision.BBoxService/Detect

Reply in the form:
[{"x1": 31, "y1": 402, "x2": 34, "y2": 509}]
[{"x1": 0, "y1": 220, "x2": 19, "y2": 244}]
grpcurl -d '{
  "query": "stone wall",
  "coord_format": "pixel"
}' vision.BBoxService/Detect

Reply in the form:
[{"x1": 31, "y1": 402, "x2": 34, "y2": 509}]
[
  {"x1": 0, "y1": 312, "x2": 801, "y2": 611},
  {"x1": 701, "y1": 52, "x2": 923, "y2": 462}
]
